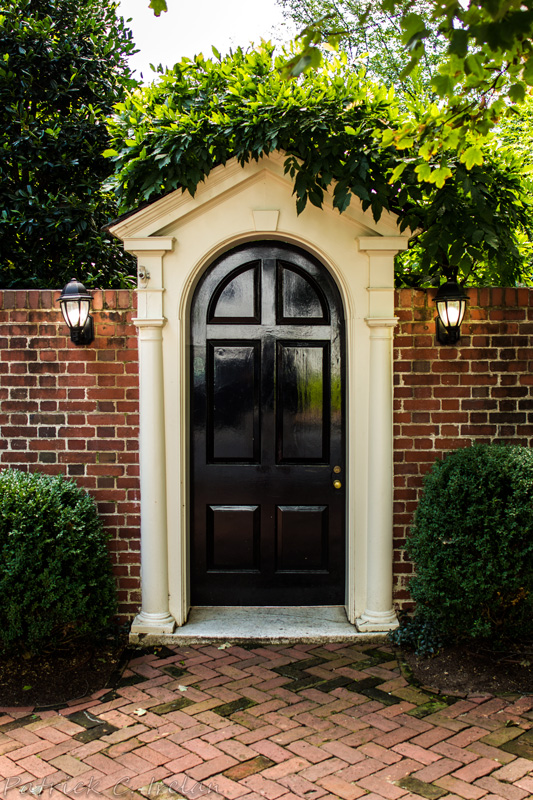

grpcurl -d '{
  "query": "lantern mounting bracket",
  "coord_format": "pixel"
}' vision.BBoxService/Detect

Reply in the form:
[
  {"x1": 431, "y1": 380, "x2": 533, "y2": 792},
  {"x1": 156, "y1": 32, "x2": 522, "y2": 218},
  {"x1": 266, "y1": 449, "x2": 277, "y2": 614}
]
[
  {"x1": 138, "y1": 266, "x2": 150, "y2": 284},
  {"x1": 69, "y1": 315, "x2": 94, "y2": 346},
  {"x1": 435, "y1": 316, "x2": 461, "y2": 345}
]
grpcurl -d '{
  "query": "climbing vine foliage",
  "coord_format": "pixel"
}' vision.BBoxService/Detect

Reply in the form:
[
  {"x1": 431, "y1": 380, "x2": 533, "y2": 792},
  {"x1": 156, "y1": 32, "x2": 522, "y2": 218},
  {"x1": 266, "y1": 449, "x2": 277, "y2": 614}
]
[{"x1": 107, "y1": 46, "x2": 532, "y2": 286}]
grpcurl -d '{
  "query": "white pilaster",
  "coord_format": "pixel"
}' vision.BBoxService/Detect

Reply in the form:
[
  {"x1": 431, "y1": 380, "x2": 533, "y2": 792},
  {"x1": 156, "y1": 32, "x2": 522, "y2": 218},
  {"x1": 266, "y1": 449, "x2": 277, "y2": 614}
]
[
  {"x1": 356, "y1": 236, "x2": 408, "y2": 631},
  {"x1": 125, "y1": 238, "x2": 176, "y2": 635},
  {"x1": 358, "y1": 318, "x2": 398, "y2": 630}
]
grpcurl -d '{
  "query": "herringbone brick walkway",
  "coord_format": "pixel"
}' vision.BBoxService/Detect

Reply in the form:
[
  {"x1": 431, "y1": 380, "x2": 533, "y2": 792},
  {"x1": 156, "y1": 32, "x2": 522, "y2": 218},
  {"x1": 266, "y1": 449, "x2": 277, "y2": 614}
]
[{"x1": 1, "y1": 642, "x2": 532, "y2": 800}]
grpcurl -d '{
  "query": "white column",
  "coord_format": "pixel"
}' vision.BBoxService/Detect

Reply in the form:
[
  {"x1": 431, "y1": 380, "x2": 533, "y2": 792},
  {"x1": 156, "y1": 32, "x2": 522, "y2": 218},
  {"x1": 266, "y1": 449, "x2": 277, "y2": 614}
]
[
  {"x1": 358, "y1": 318, "x2": 398, "y2": 630},
  {"x1": 123, "y1": 238, "x2": 176, "y2": 635},
  {"x1": 355, "y1": 236, "x2": 408, "y2": 631},
  {"x1": 131, "y1": 319, "x2": 175, "y2": 634}
]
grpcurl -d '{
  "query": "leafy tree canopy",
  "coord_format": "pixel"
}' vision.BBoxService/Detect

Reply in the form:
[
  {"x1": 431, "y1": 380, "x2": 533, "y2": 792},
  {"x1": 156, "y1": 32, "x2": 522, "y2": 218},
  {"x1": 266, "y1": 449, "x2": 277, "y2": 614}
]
[
  {"x1": 279, "y1": 0, "x2": 445, "y2": 100},
  {"x1": 0, "y1": 0, "x2": 137, "y2": 289},
  {"x1": 106, "y1": 45, "x2": 532, "y2": 287},
  {"x1": 282, "y1": 0, "x2": 533, "y2": 178}
]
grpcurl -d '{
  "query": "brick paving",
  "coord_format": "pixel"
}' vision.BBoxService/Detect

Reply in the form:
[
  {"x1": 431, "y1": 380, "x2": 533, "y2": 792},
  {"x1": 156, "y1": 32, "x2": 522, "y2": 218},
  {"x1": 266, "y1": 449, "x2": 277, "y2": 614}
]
[{"x1": 0, "y1": 642, "x2": 532, "y2": 800}]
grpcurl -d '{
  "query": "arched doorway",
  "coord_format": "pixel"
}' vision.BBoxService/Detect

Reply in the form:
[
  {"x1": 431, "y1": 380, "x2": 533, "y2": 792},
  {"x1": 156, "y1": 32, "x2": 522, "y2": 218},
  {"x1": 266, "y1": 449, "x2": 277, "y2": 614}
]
[
  {"x1": 190, "y1": 242, "x2": 346, "y2": 605},
  {"x1": 110, "y1": 152, "x2": 407, "y2": 633}
]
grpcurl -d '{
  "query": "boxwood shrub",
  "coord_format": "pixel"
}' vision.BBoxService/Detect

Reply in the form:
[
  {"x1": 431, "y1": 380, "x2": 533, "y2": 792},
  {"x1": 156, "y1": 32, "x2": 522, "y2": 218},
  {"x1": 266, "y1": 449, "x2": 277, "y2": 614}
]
[
  {"x1": 397, "y1": 443, "x2": 533, "y2": 649},
  {"x1": 0, "y1": 469, "x2": 117, "y2": 652}
]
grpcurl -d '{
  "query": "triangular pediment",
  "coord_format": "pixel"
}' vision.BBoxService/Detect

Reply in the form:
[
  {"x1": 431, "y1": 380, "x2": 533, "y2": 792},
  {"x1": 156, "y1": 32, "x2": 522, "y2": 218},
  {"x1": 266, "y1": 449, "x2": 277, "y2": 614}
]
[{"x1": 108, "y1": 151, "x2": 403, "y2": 242}]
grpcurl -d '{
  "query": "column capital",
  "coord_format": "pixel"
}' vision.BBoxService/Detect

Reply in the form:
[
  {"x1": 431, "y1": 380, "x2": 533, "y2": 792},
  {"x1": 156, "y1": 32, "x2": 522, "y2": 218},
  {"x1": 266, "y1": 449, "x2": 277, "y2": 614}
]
[
  {"x1": 365, "y1": 316, "x2": 398, "y2": 329},
  {"x1": 356, "y1": 236, "x2": 409, "y2": 253},
  {"x1": 123, "y1": 236, "x2": 175, "y2": 255},
  {"x1": 133, "y1": 317, "x2": 166, "y2": 329}
]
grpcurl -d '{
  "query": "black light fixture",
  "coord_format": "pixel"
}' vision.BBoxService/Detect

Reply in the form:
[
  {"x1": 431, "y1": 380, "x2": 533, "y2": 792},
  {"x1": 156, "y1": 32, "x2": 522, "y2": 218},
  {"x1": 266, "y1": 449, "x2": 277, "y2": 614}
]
[
  {"x1": 59, "y1": 278, "x2": 94, "y2": 346},
  {"x1": 434, "y1": 280, "x2": 468, "y2": 345}
]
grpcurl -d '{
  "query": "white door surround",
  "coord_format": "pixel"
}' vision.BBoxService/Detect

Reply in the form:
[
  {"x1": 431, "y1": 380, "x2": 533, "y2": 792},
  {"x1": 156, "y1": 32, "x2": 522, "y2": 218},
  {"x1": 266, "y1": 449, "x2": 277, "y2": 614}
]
[{"x1": 109, "y1": 152, "x2": 409, "y2": 635}]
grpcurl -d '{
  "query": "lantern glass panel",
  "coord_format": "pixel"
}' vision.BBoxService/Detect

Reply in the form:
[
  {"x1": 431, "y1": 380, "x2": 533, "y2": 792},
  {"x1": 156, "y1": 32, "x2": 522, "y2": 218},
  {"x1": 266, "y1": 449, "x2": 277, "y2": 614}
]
[
  {"x1": 63, "y1": 300, "x2": 79, "y2": 328},
  {"x1": 437, "y1": 298, "x2": 465, "y2": 329},
  {"x1": 78, "y1": 299, "x2": 90, "y2": 328},
  {"x1": 62, "y1": 299, "x2": 90, "y2": 329}
]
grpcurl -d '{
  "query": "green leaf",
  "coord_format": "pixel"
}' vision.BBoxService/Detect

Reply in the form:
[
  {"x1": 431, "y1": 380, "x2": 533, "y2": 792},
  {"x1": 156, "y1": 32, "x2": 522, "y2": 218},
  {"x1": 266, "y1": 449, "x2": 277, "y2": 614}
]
[
  {"x1": 149, "y1": 0, "x2": 167, "y2": 15},
  {"x1": 296, "y1": 194, "x2": 308, "y2": 214},
  {"x1": 390, "y1": 162, "x2": 407, "y2": 182},
  {"x1": 523, "y1": 56, "x2": 533, "y2": 86},
  {"x1": 402, "y1": 13, "x2": 428, "y2": 47},
  {"x1": 464, "y1": 53, "x2": 484, "y2": 78},
  {"x1": 400, "y1": 56, "x2": 421, "y2": 79},
  {"x1": 508, "y1": 83, "x2": 526, "y2": 103},
  {"x1": 415, "y1": 162, "x2": 432, "y2": 182},
  {"x1": 462, "y1": 146, "x2": 484, "y2": 170},
  {"x1": 396, "y1": 135, "x2": 415, "y2": 149},
  {"x1": 431, "y1": 72, "x2": 456, "y2": 98},
  {"x1": 429, "y1": 166, "x2": 453, "y2": 188},
  {"x1": 448, "y1": 29, "x2": 469, "y2": 58},
  {"x1": 334, "y1": 189, "x2": 352, "y2": 214},
  {"x1": 285, "y1": 54, "x2": 312, "y2": 78}
]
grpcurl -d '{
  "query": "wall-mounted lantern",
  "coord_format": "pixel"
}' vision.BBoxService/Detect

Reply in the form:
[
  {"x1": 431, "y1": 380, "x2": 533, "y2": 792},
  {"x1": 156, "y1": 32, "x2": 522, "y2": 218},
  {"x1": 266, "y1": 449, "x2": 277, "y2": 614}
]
[
  {"x1": 434, "y1": 280, "x2": 468, "y2": 345},
  {"x1": 59, "y1": 278, "x2": 94, "y2": 346}
]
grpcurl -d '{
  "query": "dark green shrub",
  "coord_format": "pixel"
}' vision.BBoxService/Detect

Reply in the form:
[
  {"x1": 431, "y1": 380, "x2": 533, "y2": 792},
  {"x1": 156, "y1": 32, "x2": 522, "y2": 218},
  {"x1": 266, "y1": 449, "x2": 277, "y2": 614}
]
[
  {"x1": 0, "y1": 469, "x2": 117, "y2": 652},
  {"x1": 0, "y1": 0, "x2": 137, "y2": 289},
  {"x1": 390, "y1": 612, "x2": 444, "y2": 657},
  {"x1": 400, "y1": 443, "x2": 533, "y2": 647}
]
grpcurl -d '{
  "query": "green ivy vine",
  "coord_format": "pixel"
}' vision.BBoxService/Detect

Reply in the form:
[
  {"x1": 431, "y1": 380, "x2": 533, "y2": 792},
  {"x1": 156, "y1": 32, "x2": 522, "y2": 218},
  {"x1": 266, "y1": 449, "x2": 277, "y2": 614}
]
[{"x1": 106, "y1": 45, "x2": 532, "y2": 287}]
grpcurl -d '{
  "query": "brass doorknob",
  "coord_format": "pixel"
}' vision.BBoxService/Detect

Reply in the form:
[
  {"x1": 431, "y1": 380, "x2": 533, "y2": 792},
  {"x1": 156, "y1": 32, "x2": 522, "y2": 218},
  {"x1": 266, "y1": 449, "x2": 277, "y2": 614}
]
[{"x1": 333, "y1": 480, "x2": 342, "y2": 489}]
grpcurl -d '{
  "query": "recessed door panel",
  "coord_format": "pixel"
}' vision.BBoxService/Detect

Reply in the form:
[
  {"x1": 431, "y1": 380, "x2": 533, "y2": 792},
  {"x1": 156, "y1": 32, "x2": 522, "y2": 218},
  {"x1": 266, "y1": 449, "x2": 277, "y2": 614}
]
[
  {"x1": 207, "y1": 342, "x2": 260, "y2": 463},
  {"x1": 207, "y1": 506, "x2": 260, "y2": 571},
  {"x1": 208, "y1": 262, "x2": 260, "y2": 323},
  {"x1": 278, "y1": 263, "x2": 327, "y2": 323},
  {"x1": 277, "y1": 342, "x2": 329, "y2": 463},
  {"x1": 276, "y1": 506, "x2": 328, "y2": 572},
  {"x1": 191, "y1": 243, "x2": 345, "y2": 606}
]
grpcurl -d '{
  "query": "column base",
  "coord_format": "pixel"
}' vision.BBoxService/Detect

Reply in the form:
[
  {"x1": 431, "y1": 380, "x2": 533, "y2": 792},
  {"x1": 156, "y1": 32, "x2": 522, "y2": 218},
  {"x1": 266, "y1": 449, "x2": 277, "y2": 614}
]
[
  {"x1": 131, "y1": 611, "x2": 176, "y2": 635},
  {"x1": 356, "y1": 609, "x2": 398, "y2": 632}
]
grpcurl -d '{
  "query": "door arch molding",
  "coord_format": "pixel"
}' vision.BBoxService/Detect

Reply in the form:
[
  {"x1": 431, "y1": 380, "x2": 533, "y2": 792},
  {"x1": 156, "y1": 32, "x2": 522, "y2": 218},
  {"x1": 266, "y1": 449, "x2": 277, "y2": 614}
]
[{"x1": 178, "y1": 232, "x2": 356, "y2": 328}]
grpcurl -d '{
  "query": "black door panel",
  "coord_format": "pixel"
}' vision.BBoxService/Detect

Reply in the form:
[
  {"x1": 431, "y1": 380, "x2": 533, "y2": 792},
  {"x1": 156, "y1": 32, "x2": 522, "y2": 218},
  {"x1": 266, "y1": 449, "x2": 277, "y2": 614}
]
[{"x1": 191, "y1": 243, "x2": 345, "y2": 605}]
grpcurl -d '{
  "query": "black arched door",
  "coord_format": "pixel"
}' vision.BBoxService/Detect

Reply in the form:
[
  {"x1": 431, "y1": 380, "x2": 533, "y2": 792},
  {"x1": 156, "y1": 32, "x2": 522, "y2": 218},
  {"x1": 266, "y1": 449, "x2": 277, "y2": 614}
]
[{"x1": 190, "y1": 243, "x2": 345, "y2": 605}]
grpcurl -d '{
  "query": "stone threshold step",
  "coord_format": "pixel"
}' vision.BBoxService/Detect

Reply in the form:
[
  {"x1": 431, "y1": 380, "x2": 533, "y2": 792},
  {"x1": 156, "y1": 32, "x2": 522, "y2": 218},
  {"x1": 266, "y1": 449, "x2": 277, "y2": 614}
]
[{"x1": 129, "y1": 605, "x2": 391, "y2": 645}]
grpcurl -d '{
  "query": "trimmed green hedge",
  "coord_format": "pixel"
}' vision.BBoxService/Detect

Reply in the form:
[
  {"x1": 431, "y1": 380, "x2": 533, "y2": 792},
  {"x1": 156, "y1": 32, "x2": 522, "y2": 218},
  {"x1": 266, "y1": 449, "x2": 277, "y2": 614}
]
[
  {"x1": 0, "y1": 469, "x2": 117, "y2": 652},
  {"x1": 393, "y1": 443, "x2": 533, "y2": 651}
]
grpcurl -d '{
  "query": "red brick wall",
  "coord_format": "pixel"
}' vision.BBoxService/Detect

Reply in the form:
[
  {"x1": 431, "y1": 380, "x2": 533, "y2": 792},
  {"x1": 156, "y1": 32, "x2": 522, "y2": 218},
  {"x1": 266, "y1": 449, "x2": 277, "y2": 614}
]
[
  {"x1": 0, "y1": 290, "x2": 141, "y2": 618},
  {"x1": 1, "y1": 287, "x2": 532, "y2": 620},
  {"x1": 393, "y1": 287, "x2": 533, "y2": 609}
]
